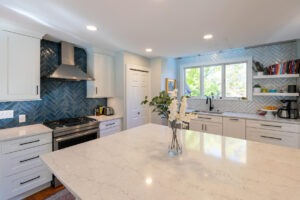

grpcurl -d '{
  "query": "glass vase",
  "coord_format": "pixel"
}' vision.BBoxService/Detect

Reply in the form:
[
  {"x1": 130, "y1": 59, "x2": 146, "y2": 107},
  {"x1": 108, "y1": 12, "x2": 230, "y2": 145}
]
[{"x1": 168, "y1": 120, "x2": 182, "y2": 156}]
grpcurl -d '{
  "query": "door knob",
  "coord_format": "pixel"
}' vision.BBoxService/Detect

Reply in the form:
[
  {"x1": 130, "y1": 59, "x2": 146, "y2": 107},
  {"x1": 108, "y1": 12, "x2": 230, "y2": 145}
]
[{"x1": 137, "y1": 112, "x2": 140, "y2": 115}]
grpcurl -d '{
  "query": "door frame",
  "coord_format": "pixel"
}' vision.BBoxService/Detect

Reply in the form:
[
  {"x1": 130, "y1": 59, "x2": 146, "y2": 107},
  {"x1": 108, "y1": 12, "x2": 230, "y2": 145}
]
[{"x1": 125, "y1": 64, "x2": 151, "y2": 130}]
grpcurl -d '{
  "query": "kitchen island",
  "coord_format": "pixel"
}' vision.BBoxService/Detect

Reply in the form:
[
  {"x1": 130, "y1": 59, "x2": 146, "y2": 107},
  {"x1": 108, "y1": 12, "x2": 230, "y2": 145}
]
[{"x1": 41, "y1": 124, "x2": 300, "y2": 200}]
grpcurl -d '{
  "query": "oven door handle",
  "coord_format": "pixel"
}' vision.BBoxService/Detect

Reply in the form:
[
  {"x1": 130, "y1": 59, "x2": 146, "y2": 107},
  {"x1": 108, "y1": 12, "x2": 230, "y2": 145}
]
[{"x1": 55, "y1": 129, "x2": 99, "y2": 142}]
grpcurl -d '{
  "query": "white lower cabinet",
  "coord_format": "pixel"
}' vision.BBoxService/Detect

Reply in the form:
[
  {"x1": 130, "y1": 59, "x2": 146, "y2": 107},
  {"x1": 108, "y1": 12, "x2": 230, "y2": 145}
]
[
  {"x1": 246, "y1": 120, "x2": 300, "y2": 148},
  {"x1": 100, "y1": 118, "x2": 121, "y2": 137},
  {"x1": 0, "y1": 132, "x2": 52, "y2": 200},
  {"x1": 190, "y1": 115, "x2": 223, "y2": 135},
  {"x1": 223, "y1": 117, "x2": 246, "y2": 139}
]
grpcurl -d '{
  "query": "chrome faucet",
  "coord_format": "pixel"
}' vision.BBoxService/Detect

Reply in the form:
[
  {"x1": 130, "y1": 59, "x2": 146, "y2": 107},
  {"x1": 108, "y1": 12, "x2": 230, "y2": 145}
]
[{"x1": 206, "y1": 96, "x2": 214, "y2": 111}]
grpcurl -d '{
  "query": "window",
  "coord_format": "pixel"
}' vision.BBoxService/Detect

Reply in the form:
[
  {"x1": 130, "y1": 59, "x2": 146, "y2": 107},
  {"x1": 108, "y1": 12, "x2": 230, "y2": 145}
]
[{"x1": 185, "y1": 62, "x2": 247, "y2": 99}]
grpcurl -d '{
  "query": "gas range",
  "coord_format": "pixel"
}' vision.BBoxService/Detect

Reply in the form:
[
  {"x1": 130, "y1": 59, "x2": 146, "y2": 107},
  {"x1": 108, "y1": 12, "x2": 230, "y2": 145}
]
[{"x1": 43, "y1": 116, "x2": 100, "y2": 188}]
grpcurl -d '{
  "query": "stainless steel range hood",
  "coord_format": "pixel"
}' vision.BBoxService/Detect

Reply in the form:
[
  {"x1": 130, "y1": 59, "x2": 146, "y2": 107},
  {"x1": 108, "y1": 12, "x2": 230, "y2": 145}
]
[{"x1": 48, "y1": 42, "x2": 94, "y2": 81}]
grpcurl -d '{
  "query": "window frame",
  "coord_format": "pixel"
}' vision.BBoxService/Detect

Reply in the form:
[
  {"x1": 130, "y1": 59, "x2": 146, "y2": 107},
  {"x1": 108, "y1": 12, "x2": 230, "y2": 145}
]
[{"x1": 181, "y1": 57, "x2": 252, "y2": 101}]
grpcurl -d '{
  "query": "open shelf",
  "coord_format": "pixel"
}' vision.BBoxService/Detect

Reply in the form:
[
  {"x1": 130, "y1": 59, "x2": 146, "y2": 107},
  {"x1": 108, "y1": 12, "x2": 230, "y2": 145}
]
[
  {"x1": 253, "y1": 93, "x2": 299, "y2": 97},
  {"x1": 253, "y1": 74, "x2": 300, "y2": 79}
]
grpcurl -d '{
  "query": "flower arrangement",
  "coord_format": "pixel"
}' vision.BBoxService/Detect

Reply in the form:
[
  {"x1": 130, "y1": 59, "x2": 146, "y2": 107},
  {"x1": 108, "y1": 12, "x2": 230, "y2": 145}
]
[{"x1": 142, "y1": 89, "x2": 196, "y2": 156}]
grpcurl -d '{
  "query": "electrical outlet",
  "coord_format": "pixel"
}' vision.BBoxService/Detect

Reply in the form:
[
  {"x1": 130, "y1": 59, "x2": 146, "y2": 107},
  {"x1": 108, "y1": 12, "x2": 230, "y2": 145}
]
[
  {"x1": 19, "y1": 114, "x2": 26, "y2": 123},
  {"x1": 0, "y1": 110, "x2": 14, "y2": 119}
]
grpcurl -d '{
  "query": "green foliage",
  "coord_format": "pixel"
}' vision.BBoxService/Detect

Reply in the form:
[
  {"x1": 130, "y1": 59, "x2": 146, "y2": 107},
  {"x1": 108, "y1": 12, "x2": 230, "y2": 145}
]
[
  {"x1": 185, "y1": 68, "x2": 200, "y2": 96},
  {"x1": 203, "y1": 65, "x2": 222, "y2": 97},
  {"x1": 141, "y1": 91, "x2": 173, "y2": 119},
  {"x1": 225, "y1": 63, "x2": 247, "y2": 97},
  {"x1": 253, "y1": 84, "x2": 261, "y2": 88}
]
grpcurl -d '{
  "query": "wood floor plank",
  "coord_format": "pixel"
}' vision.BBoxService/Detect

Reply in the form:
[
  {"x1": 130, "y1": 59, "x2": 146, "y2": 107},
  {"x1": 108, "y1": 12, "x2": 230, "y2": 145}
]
[{"x1": 23, "y1": 185, "x2": 64, "y2": 200}]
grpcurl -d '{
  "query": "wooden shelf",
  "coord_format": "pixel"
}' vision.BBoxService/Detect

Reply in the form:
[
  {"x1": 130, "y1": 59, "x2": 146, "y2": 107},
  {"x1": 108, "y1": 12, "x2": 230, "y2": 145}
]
[
  {"x1": 253, "y1": 74, "x2": 300, "y2": 79},
  {"x1": 253, "y1": 93, "x2": 299, "y2": 97}
]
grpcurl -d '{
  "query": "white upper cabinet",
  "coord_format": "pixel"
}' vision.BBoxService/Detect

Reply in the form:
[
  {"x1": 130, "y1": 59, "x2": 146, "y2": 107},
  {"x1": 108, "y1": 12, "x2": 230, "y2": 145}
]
[
  {"x1": 87, "y1": 52, "x2": 114, "y2": 98},
  {"x1": 0, "y1": 30, "x2": 42, "y2": 102}
]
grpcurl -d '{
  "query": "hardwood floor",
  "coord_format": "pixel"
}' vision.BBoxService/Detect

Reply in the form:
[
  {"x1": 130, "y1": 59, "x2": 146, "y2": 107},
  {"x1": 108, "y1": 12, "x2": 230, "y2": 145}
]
[{"x1": 23, "y1": 185, "x2": 64, "y2": 200}]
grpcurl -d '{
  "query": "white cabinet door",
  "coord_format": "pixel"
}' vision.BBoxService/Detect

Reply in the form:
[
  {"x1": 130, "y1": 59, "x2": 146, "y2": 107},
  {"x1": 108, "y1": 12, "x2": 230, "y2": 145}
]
[
  {"x1": 204, "y1": 122, "x2": 223, "y2": 135},
  {"x1": 0, "y1": 30, "x2": 40, "y2": 102},
  {"x1": 87, "y1": 53, "x2": 114, "y2": 98},
  {"x1": 190, "y1": 119, "x2": 205, "y2": 132},
  {"x1": 223, "y1": 117, "x2": 246, "y2": 139}
]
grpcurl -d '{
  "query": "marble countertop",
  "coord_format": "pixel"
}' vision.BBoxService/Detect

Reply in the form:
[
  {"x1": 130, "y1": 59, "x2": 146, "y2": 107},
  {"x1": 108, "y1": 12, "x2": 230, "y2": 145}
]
[
  {"x1": 89, "y1": 114, "x2": 123, "y2": 122},
  {"x1": 42, "y1": 124, "x2": 300, "y2": 200},
  {"x1": 0, "y1": 124, "x2": 52, "y2": 142},
  {"x1": 186, "y1": 109, "x2": 300, "y2": 124}
]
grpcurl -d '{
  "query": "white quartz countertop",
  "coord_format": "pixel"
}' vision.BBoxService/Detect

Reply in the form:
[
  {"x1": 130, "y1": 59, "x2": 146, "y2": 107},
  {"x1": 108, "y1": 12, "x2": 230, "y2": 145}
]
[
  {"x1": 88, "y1": 114, "x2": 122, "y2": 122},
  {"x1": 42, "y1": 123, "x2": 300, "y2": 200},
  {"x1": 0, "y1": 124, "x2": 52, "y2": 142},
  {"x1": 186, "y1": 109, "x2": 300, "y2": 124}
]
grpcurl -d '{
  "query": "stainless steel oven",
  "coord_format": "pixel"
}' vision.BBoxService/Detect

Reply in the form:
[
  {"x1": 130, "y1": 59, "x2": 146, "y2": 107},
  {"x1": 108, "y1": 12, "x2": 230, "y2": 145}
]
[{"x1": 44, "y1": 117, "x2": 100, "y2": 188}]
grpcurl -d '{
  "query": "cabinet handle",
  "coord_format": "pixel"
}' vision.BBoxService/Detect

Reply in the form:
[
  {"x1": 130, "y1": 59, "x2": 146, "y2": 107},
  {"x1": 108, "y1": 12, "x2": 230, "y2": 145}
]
[
  {"x1": 106, "y1": 123, "x2": 115, "y2": 126},
  {"x1": 19, "y1": 139, "x2": 40, "y2": 146},
  {"x1": 20, "y1": 156, "x2": 39, "y2": 163},
  {"x1": 20, "y1": 176, "x2": 40, "y2": 185},
  {"x1": 198, "y1": 117, "x2": 211, "y2": 120},
  {"x1": 201, "y1": 124, "x2": 204, "y2": 130},
  {"x1": 261, "y1": 124, "x2": 282, "y2": 128},
  {"x1": 96, "y1": 87, "x2": 98, "y2": 94},
  {"x1": 260, "y1": 135, "x2": 282, "y2": 141},
  {"x1": 229, "y1": 118, "x2": 239, "y2": 121},
  {"x1": 205, "y1": 124, "x2": 207, "y2": 131},
  {"x1": 36, "y1": 85, "x2": 39, "y2": 95}
]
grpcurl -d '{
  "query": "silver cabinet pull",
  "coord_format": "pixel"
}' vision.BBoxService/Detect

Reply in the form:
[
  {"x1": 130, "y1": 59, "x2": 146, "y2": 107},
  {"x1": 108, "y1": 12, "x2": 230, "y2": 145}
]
[
  {"x1": 106, "y1": 123, "x2": 115, "y2": 126},
  {"x1": 20, "y1": 176, "x2": 40, "y2": 185},
  {"x1": 205, "y1": 124, "x2": 207, "y2": 131},
  {"x1": 201, "y1": 124, "x2": 204, "y2": 130},
  {"x1": 19, "y1": 139, "x2": 40, "y2": 146},
  {"x1": 260, "y1": 135, "x2": 282, "y2": 141},
  {"x1": 36, "y1": 85, "x2": 39, "y2": 95},
  {"x1": 96, "y1": 87, "x2": 98, "y2": 94},
  {"x1": 229, "y1": 118, "x2": 239, "y2": 121},
  {"x1": 198, "y1": 117, "x2": 211, "y2": 120},
  {"x1": 261, "y1": 124, "x2": 282, "y2": 128},
  {"x1": 20, "y1": 156, "x2": 39, "y2": 163}
]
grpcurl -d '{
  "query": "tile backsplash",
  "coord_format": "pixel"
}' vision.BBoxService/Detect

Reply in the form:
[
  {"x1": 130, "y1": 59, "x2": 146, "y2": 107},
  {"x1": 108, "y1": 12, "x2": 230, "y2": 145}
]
[
  {"x1": 179, "y1": 41, "x2": 298, "y2": 113},
  {"x1": 0, "y1": 40, "x2": 106, "y2": 129}
]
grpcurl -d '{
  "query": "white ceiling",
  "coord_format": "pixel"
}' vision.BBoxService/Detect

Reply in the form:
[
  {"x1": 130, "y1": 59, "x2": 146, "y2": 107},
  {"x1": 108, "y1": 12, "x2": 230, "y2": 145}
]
[{"x1": 0, "y1": 0, "x2": 300, "y2": 58}]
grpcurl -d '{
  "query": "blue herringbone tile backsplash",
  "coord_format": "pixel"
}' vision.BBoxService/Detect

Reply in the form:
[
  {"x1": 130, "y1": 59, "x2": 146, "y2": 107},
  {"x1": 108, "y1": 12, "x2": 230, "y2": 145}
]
[{"x1": 0, "y1": 40, "x2": 107, "y2": 129}]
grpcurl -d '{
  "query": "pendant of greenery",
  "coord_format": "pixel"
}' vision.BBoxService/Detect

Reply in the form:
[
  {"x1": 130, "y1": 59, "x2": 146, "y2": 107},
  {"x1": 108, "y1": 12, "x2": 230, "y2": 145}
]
[{"x1": 141, "y1": 91, "x2": 173, "y2": 119}]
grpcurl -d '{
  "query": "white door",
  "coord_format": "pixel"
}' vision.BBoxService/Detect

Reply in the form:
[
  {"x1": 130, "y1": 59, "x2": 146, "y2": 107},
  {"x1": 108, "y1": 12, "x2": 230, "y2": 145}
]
[
  {"x1": 190, "y1": 119, "x2": 205, "y2": 132},
  {"x1": 126, "y1": 66, "x2": 149, "y2": 129},
  {"x1": 205, "y1": 122, "x2": 223, "y2": 135}
]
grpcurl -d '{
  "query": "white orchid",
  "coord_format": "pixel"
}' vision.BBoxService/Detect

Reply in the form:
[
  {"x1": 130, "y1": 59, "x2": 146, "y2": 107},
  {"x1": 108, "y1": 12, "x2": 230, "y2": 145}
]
[{"x1": 168, "y1": 90, "x2": 196, "y2": 124}]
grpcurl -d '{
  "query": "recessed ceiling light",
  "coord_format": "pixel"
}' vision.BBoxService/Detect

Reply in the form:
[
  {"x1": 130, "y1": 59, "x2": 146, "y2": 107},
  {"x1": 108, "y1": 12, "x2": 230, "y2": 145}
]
[
  {"x1": 203, "y1": 34, "x2": 213, "y2": 40},
  {"x1": 86, "y1": 25, "x2": 97, "y2": 31},
  {"x1": 145, "y1": 48, "x2": 152, "y2": 52}
]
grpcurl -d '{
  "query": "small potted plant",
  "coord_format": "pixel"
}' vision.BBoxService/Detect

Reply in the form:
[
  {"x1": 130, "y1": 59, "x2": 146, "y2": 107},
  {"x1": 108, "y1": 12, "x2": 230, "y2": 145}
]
[
  {"x1": 253, "y1": 84, "x2": 262, "y2": 93},
  {"x1": 253, "y1": 61, "x2": 264, "y2": 76}
]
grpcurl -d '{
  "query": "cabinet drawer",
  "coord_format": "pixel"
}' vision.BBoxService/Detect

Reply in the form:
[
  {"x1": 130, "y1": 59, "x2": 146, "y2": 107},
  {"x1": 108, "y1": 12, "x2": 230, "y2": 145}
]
[
  {"x1": 100, "y1": 126, "x2": 121, "y2": 137},
  {"x1": 0, "y1": 165, "x2": 51, "y2": 200},
  {"x1": 100, "y1": 119, "x2": 121, "y2": 130},
  {"x1": 2, "y1": 133, "x2": 52, "y2": 154},
  {"x1": 0, "y1": 143, "x2": 51, "y2": 177},
  {"x1": 246, "y1": 120, "x2": 300, "y2": 133},
  {"x1": 194, "y1": 114, "x2": 223, "y2": 123},
  {"x1": 246, "y1": 127, "x2": 300, "y2": 148}
]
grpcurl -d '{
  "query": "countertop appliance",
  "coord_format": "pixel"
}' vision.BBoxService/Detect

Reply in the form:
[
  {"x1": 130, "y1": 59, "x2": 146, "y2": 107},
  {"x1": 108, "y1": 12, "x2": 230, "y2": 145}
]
[
  {"x1": 278, "y1": 100, "x2": 290, "y2": 119},
  {"x1": 290, "y1": 101, "x2": 299, "y2": 119},
  {"x1": 103, "y1": 107, "x2": 114, "y2": 116},
  {"x1": 43, "y1": 116, "x2": 100, "y2": 188}
]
